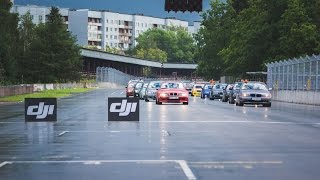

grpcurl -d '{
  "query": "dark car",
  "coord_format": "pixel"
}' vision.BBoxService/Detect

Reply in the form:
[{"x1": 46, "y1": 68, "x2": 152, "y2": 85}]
[
  {"x1": 222, "y1": 84, "x2": 234, "y2": 102},
  {"x1": 183, "y1": 82, "x2": 193, "y2": 94},
  {"x1": 126, "y1": 82, "x2": 136, "y2": 97},
  {"x1": 145, "y1": 81, "x2": 162, "y2": 102},
  {"x1": 134, "y1": 82, "x2": 144, "y2": 97},
  {"x1": 209, "y1": 83, "x2": 227, "y2": 100},
  {"x1": 235, "y1": 82, "x2": 272, "y2": 107},
  {"x1": 228, "y1": 82, "x2": 243, "y2": 104},
  {"x1": 201, "y1": 84, "x2": 213, "y2": 99}
]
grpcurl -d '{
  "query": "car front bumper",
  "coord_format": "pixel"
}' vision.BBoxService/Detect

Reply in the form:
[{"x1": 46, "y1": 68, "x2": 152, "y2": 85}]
[{"x1": 239, "y1": 97, "x2": 271, "y2": 104}]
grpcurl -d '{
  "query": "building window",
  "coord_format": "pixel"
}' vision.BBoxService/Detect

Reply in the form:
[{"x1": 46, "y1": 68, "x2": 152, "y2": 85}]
[
  {"x1": 110, "y1": 28, "x2": 112, "y2": 31},
  {"x1": 31, "y1": 15, "x2": 34, "y2": 20},
  {"x1": 106, "y1": 19, "x2": 108, "y2": 23},
  {"x1": 111, "y1": 20, "x2": 113, "y2": 24},
  {"x1": 145, "y1": 23, "x2": 147, "y2": 27},
  {"x1": 114, "y1": 28, "x2": 117, "y2": 32},
  {"x1": 111, "y1": 43, "x2": 113, "y2": 47},
  {"x1": 114, "y1": 35, "x2": 117, "y2": 39},
  {"x1": 39, "y1": 15, "x2": 42, "y2": 22},
  {"x1": 106, "y1": 35, "x2": 108, "y2": 39},
  {"x1": 110, "y1": 35, "x2": 113, "y2": 39},
  {"x1": 106, "y1": 27, "x2": 108, "y2": 32}
]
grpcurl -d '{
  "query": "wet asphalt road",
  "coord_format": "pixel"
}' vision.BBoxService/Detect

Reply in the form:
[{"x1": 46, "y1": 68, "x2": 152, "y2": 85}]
[{"x1": 0, "y1": 88, "x2": 320, "y2": 180}]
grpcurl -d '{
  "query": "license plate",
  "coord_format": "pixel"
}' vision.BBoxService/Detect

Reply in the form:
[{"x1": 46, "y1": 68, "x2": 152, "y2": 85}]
[
  {"x1": 169, "y1": 96, "x2": 179, "y2": 99},
  {"x1": 252, "y1": 97, "x2": 261, "y2": 101}
]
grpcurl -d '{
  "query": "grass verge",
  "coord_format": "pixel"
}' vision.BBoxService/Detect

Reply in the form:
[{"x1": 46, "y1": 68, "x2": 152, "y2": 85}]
[{"x1": 0, "y1": 88, "x2": 93, "y2": 102}]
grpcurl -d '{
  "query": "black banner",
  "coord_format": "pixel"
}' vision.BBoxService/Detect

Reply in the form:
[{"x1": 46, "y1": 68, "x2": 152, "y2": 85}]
[
  {"x1": 108, "y1": 98, "x2": 139, "y2": 121},
  {"x1": 25, "y1": 98, "x2": 57, "y2": 122}
]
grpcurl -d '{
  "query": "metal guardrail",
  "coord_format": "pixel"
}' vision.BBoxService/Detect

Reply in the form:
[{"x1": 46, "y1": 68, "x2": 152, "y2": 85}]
[{"x1": 266, "y1": 55, "x2": 320, "y2": 91}]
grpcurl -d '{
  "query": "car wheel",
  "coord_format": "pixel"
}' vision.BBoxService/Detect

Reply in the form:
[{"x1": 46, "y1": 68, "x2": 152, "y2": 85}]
[
  {"x1": 201, "y1": 95, "x2": 204, "y2": 99},
  {"x1": 145, "y1": 97, "x2": 149, "y2": 102},
  {"x1": 183, "y1": 102, "x2": 188, "y2": 105},
  {"x1": 263, "y1": 102, "x2": 271, "y2": 107},
  {"x1": 126, "y1": 95, "x2": 129, "y2": 98},
  {"x1": 191, "y1": 93, "x2": 194, "y2": 97},
  {"x1": 238, "y1": 101, "x2": 244, "y2": 106}
]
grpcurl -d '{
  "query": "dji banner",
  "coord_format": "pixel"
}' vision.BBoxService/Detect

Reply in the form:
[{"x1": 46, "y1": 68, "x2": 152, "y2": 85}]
[
  {"x1": 108, "y1": 98, "x2": 139, "y2": 121},
  {"x1": 25, "y1": 98, "x2": 57, "y2": 122}
]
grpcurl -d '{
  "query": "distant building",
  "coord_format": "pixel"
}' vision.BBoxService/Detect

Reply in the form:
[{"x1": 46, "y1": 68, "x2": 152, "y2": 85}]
[{"x1": 12, "y1": 5, "x2": 200, "y2": 50}]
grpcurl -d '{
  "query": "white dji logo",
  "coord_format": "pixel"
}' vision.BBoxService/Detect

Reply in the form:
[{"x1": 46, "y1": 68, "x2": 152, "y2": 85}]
[
  {"x1": 27, "y1": 102, "x2": 55, "y2": 119},
  {"x1": 110, "y1": 99, "x2": 137, "y2": 116}
]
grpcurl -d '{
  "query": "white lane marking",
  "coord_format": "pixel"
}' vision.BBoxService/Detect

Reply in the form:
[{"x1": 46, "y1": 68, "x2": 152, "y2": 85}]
[
  {"x1": 189, "y1": 161, "x2": 283, "y2": 164},
  {"x1": 177, "y1": 160, "x2": 197, "y2": 180},
  {"x1": 109, "y1": 131, "x2": 121, "y2": 133},
  {"x1": 0, "y1": 161, "x2": 11, "y2": 168},
  {"x1": 58, "y1": 131, "x2": 69, "y2": 137},
  {"x1": 7, "y1": 160, "x2": 196, "y2": 180}
]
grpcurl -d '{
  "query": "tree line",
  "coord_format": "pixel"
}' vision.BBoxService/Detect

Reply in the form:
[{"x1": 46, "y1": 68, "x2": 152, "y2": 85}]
[
  {"x1": 0, "y1": 0, "x2": 82, "y2": 85},
  {"x1": 195, "y1": 0, "x2": 320, "y2": 80}
]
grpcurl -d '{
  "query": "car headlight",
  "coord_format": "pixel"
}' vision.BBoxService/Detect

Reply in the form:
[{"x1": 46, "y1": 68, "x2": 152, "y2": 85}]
[
  {"x1": 241, "y1": 93, "x2": 249, "y2": 97},
  {"x1": 264, "y1": 93, "x2": 272, "y2": 98},
  {"x1": 179, "y1": 93, "x2": 188, "y2": 97},
  {"x1": 160, "y1": 93, "x2": 168, "y2": 98}
]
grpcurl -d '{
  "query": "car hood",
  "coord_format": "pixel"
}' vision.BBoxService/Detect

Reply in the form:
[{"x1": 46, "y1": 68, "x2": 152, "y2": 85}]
[
  {"x1": 158, "y1": 89, "x2": 188, "y2": 93},
  {"x1": 241, "y1": 89, "x2": 270, "y2": 94}
]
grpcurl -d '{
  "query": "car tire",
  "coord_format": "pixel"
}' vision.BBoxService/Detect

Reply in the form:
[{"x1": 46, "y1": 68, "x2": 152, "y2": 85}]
[
  {"x1": 238, "y1": 101, "x2": 244, "y2": 106},
  {"x1": 263, "y1": 102, "x2": 271, "y2": 107},
  {"x1": 183, "y1": 102, "x2": 188, "y2": 105},
  {"x1": 201, "y1": 95, "x2": 204, "y2": 99},
  {"x1": 126, "y1": 95, "x2": 129, "y2": 98},
  {"x1": 191, "y1": 93, "x2": 194, "y2": 97},
  {"x1": 145, "y1": 97, "x2": 149, "y2": 102}
]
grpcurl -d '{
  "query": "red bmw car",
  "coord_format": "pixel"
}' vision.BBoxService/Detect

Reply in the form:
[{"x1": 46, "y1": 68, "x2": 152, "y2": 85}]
[{"x1": 156, "y1": 82, "x2": 189, "y2": 105}]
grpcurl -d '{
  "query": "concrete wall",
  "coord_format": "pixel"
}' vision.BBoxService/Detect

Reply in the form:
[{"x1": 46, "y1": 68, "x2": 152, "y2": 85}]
[
  {"x1": 0, "y1": 85, "x2": 33, "y2": 97},
  {"x1": 271, "y1": 90, "x2": 320, "y2": 105}
]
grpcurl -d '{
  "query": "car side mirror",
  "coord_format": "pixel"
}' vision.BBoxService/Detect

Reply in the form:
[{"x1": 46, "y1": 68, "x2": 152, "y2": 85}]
[{"x1": 229, "y1": 87, "x2": 233, "y2": 90}]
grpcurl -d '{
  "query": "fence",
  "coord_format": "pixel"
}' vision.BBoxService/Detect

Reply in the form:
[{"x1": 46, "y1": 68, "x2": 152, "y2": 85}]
[
  {"x1": 96, "y1": 67, "x2": 137, "y2": 85},
  {"x1": 266, "y1": 55, "x2": 320, "y2": 91}
]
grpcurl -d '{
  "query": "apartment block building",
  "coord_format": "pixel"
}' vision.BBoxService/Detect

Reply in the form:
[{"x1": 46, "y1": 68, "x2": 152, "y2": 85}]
[{"x1": 12, "y1": 5, "x2": 198, "y2": 50}]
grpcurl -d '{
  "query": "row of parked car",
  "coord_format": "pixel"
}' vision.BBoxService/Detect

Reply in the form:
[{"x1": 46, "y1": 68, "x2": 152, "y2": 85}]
[
  {"x1": 126, "y1": 80, "x2": 272, "y2": 107},
  {"x1": 126, "y1": 80, "x2": 189, "y2": 105},
  {"x1": 190, "y1": 81, "x2": 272, "y2": 107}
]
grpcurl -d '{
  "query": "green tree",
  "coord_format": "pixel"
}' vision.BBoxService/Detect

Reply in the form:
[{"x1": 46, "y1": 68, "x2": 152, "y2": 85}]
[
  {"x1": 0, "y1": 0, "x2": 19, "y2": 84},
  {"x1": 278, "y1": 0, "x2": 320, "y2": 58},
  {"x1": 194, "y1": 0, "x2": 234, "y2": 79},
  {"x1": 133, "y1": 27, "x2": 195, "y2": 63},
  {"x1": 25, "y1": 7, "x2": 82, "y2": 83},
  {"x1": 18, "y1": 11, "x2": 36, "y2": 83},
  {"x1": 135, "y1": 48, "x2": 167, "y2": 62}
]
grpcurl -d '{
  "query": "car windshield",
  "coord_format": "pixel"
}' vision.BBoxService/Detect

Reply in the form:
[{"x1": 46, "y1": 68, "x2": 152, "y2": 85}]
[
  {"x1": 148, "y1": 82, "x2": 161, "y2": 89},
  {"x1": 234, "y1": 82, "x2": 243, "y2": 89},
  {"x1": 143, "y1": 83, "x2": 149, "y2": 88},
  {"x1": 161, "y1": 82, "x2": 184, "y2": 89},
  {"x1": 135, "y1": 82, "x2": 143, "y2": 88},
  {"x1": 214, "y1": 84, "x2": 227, "y2": 89},
  {"x1": 241, "y1": 83, "x2": 268, "y2": 90},
  {"x1": 128, "y1": 83, "x2": 135, "y2": 88},
  {"x1": 194, "y1": 85, "x2": 204, "y2": 89},
  {"x1": 204, "y1": 84, "x2": 212, "y2": 89}
]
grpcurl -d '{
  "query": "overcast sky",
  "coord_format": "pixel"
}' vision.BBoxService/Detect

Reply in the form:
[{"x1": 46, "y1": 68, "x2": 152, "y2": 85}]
[{"x1": 15, "y1": 0, "x2": 213, "y2": 23}]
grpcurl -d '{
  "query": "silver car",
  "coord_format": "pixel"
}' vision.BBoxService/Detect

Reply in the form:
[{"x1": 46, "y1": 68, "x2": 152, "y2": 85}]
[
  {"x1": 139, "y1": 83, "x2": 149, "y2": 100},
  {"x1": 235, "y1": 82, "x2": 272, "y2": 107},
  {"x1": 209, "y1": 83, "x2": 227, "y2": 100},
  {"x1": 145, "y1": 81, "x2": 162, "y2": 102}
]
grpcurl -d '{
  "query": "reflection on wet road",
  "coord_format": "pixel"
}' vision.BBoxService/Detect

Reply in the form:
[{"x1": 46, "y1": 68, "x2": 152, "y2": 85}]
[{"x1": 0, "y1": 88, "x2": 320, "y2": 180}]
